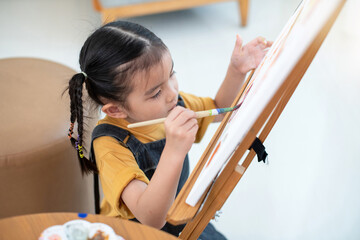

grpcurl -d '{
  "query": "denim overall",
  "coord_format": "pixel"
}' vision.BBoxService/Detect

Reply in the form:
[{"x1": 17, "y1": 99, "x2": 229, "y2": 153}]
[{"x1": 89, "y1": 99, "x2": 226, "y2": 239}]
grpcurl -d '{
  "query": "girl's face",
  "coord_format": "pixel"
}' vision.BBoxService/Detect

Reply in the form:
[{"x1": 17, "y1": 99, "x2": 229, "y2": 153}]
[{"x1": 124, "y1": 51, "x2": 179, "y2": 123}]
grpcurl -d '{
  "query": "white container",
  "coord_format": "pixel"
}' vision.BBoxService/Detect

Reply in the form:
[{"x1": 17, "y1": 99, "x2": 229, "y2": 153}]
[{"x1": 39, "y1": 219, "x2": 125, "y2": 240}]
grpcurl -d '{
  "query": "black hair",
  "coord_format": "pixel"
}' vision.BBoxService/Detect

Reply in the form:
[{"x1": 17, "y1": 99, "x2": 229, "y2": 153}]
[{"x1": 66, "y1": 20, "x2": 168, "y2": 175}]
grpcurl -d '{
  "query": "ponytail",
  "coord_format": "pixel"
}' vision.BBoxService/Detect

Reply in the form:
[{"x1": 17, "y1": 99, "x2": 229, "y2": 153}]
[{"x1": 67, "y1": 72, "x2": 98, "y2": 175}]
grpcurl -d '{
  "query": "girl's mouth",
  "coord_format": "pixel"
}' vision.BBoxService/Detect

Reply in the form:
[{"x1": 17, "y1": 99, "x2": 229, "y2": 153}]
[{"x1": 168, "y1": 104, "x2": 176, "y2": 112}]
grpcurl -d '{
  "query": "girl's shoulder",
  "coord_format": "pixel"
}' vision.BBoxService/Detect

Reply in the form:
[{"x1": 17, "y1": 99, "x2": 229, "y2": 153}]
[
  {"x1": 93, "y1": 135, "x2": 135, "y2": 171},
  {"x1": 93, "y1": 135, "x2": 132, "y2": 159}
]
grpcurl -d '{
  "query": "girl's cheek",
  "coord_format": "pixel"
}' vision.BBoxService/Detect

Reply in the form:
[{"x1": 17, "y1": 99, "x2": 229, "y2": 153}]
[{"x1": 170, "y1": 78, "x2": 179, "y2": 92}]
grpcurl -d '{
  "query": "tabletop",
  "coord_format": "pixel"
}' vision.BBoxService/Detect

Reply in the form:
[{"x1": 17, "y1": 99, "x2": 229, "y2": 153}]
[{"x1": 0, "y1": 212, "x2": 178, "y2": 239}]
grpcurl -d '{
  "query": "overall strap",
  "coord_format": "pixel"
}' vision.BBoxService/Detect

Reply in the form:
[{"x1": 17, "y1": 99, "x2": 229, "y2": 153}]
[
  {"x1": 89, "y1": 123, "x2": 131, "y2": 214},
  {"x1": 90, "y1": 124, "x2": 147, "y2": 165},
  {"x1": 177, "y1": 94, "x2": 185, "y2": 107}
]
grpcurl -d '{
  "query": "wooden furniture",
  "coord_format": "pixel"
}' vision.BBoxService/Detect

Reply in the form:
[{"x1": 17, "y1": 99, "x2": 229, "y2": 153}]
[
  {"x1": 165, "y1": 0, "x2": 346, "y2": 239},
  {"x1": 0, "y1": 58, "x2": 98, "y2": 219},
  {"x1": 93, "y1": 0, "x2": 249, "y2": 26},
  {"x1": 0, "y1": 212, "x2": 177, "y2": 239}
]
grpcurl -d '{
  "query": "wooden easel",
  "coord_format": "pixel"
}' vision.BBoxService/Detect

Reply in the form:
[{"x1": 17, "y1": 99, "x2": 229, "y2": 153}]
[{"x1": 166, "y1": 0, "x2": 346, "y2": 239}]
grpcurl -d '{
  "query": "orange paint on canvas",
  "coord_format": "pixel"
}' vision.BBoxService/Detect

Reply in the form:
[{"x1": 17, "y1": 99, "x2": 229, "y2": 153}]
[{"x1": 206, "y1": 142, "x2": 221, "y2": 168}]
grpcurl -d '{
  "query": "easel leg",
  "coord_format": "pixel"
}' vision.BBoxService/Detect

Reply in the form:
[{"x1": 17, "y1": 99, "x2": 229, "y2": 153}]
[{"x1": 179, "y1": 165, "x2": 245, "y2": 240}]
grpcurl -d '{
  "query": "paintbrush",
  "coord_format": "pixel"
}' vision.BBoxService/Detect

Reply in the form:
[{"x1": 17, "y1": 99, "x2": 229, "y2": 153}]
[{"x1": 127, "y1": 103, "x2": 242, "y2": 128}]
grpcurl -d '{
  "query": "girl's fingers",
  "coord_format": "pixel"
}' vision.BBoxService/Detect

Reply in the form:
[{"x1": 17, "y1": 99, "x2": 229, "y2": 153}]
[
  {"x1": 257, "y1": 36, "x2": 267, "y2": 46},
  {"x1": 184, "y1": 119, "x2": 199, "y2": 135},
  {"x1": 166, "y1": 106, "x2": 185, "y2": 121},
  {"x1": 266, "y1": 40, "x2": 273, "y2": 48},
  {"x1": 233, "y1": 34, "x2": 243, "y2": 55},
  {"x1": 175, "y1": 110, "x2": 196, "y2": 127},
  {"x1": 183, "y1": 118, "x2": 198, "y2": 131},
  {"x1": 236, "y1": 34, "x2": 243, "y2": 49},
  {"x1": 188, "y1": 123, "x2": 199, "y2": 136},
  {"x1": 166, "y1": 107, "x2": 196, "y2": 126},
  {"x1": 254, "y1": 36, "x2": 273, "y2": 49}
]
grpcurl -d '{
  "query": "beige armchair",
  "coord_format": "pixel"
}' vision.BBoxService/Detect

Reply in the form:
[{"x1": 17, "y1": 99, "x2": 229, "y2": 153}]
[{"x1": 0, "y1": 58, "x2": 98, "y2": 218}]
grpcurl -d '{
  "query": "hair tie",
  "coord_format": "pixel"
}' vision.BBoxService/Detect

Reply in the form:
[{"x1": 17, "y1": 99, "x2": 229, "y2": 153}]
[
  {"x1": 80, "y1": 71, "x2": 88, "y2": 79},
  {"x1": 75, "y1": 137, "x2": 84, "y2": 158},
  {"x1": 68, "y1": 122, "x2": 74, "y2": 139}
]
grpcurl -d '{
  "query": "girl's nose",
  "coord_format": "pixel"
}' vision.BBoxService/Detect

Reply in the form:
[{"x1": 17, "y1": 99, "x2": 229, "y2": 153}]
[
  {"x1": 166, "y1": 91, "x2": 177, "y2": 103},
  {"x1": 166, "y1": 86, "x2": 178, "y2": 103}
]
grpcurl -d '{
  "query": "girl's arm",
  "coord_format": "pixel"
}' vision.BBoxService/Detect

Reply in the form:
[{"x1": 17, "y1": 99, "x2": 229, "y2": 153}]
[
  {"x1": 121, "y1": 107, "x2": 198, "y2": 229},
  {"x1": 213, "y1": 35, "x2": 272, "y2": 122}
]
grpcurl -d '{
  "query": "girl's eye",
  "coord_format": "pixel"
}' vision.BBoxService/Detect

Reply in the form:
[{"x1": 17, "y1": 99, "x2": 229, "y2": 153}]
[{"x1": 151, "y1": 90, "x2": 162, "y2": 99}]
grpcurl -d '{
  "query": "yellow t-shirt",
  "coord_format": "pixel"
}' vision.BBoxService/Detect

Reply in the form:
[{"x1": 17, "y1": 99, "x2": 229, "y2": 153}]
[{"x1": 93, "y1": 91, "x2": 216, "y2": 218}]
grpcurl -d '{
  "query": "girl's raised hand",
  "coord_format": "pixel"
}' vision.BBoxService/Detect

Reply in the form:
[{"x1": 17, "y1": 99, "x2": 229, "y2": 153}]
[
  {"x1": 164, "y1": 106, "x2": 198, "y2": 156},
  {"x1": 230, "y1": 35, "x2": 273, "y2": 75}
]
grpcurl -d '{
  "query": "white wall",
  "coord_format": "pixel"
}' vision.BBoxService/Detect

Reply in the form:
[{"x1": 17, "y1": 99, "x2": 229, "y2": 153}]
[{"x1": 1, "y1": 0, "x2": 359, "y2": 239}]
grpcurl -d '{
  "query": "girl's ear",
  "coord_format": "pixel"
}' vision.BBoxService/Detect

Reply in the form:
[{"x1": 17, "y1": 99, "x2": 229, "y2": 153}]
[{"x1": 101, "y1": 103, "x2": 128, "y2": 119}]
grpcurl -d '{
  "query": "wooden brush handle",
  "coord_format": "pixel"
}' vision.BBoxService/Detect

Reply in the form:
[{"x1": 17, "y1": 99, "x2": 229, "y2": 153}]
[{"x1": 127, "y1": 110, "x2": 217, "y2": 128}]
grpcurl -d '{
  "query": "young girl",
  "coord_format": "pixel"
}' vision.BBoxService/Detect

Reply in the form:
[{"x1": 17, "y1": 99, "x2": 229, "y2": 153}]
[{"x1": 67, "y1": 20, "x2": 271, "y2": 238}]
